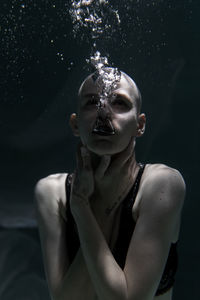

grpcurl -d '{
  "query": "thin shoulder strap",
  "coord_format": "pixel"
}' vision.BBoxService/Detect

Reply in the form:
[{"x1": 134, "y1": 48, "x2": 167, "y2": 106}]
[
  {"x1": 133, "y1": 163, "x2": 146, "y2": 195},
  {"x1": 65, "y1": 164, "x2": 146, "y2": 211},
  {"x1": 65, "y1": 173, "x2": 80, "y2": 262},
  {"x1": 65, "y1": 173, "x2": 73, "y2": 220},
  {"x1": 126, "y1": 163, "x2": 146, "y2": 210},
  {"x1": 112, "y1": 163, "x2": 146, "y2": 268},
  {"x1": 65, "y1": 173, "x2": 72, "y2": 200}
]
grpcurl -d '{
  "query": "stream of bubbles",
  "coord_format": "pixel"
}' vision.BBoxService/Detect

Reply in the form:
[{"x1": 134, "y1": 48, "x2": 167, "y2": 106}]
[{"x1": 69, "y1": 0, "x2": 122, "y2": 100}]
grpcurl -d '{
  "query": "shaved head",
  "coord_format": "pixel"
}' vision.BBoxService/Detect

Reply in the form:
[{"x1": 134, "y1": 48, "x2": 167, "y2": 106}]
[{"x1": 78, "y1": 68, "x2": 142, "y2": 114}]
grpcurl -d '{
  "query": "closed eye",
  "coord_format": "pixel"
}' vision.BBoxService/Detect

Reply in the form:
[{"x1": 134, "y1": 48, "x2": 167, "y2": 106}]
[
  {"x1": 86, "y1": 98, "x2": 98, "y2": 105},
  {"x1": 81, "y1": 93, "x2": 99, "y2": 107},
  {"x1": 112, "y1": 96, "x2": 128, "y2": 107}
]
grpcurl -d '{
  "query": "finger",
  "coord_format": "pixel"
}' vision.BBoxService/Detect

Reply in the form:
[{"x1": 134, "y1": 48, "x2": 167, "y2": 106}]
[
  {"x1": 95, "y1": 155, "x2": 111, "y2": 180},
  {"x1": 81, "y1": 146, "x2": 92, "y2": 171},
  {"x1": 70, "y1": 172, "x2": 76, "y2": 194},
  {"x1": 76, "y1": 143, "x2": 83, "y2": 173}
]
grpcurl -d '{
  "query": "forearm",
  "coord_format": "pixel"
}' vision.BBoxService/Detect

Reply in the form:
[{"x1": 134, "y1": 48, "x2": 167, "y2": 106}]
[
  {"x1": 72, "y1": 201, "x2": 128, "y2": 300},
  {"x1": 52, "y1": 248, "x2": 91, "y2": 300},
  {"x1": 36, "y1": 204, "x2": 91, "y2": 300}
]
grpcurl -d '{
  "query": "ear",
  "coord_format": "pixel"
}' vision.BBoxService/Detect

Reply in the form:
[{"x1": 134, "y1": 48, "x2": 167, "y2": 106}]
[
  {"x1": 69, "y1": 113, "x2": 80, "y2": 137},
  {"x1": 136, "y1": 113, "x2": 146, "y2": 137}
]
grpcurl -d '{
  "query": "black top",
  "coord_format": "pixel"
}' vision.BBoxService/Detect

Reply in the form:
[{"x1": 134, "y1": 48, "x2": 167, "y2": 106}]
[{"x1": 65, "y1": 163, "x2": 178, "y2": 296}]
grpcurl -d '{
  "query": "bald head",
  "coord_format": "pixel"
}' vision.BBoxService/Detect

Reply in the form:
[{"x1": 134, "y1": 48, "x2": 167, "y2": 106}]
[
  {"x1": 78, "y1": 68, "x2": 142, "y2": 114},
  {"x1": 119, "y1": 71, "x2": 142, "y2": 113}
]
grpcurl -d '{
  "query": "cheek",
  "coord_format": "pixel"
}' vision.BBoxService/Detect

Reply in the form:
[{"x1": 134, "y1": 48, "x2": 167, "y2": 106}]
[
  {"x1": 77, "y1": 112, "x2": 96, "y2": 135},
  {"x1": 114, "y1": 113, "x2": 138, "y2": 135}
]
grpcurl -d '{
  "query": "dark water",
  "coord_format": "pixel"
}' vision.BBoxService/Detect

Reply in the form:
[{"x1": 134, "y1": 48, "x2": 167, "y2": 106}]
[{"x1": 0, "y1": 0, "x2": 199, "y2": 298}]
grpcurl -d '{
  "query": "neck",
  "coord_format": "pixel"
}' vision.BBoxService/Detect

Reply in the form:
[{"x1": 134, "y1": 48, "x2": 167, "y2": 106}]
[
  {"x1": 89, "y1": 146, "x2": 139, "y2": 195},
  {"x1": 89, "y1": 149, "x2": 139, "y2": 217},
  {"x1": 89, "y1": 141, "x2": 137, "y2": 173}
]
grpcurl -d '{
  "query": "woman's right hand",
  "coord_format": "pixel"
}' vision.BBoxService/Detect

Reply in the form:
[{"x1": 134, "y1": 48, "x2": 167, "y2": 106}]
[{"x1": 70, "y1": 143, "x2": 95, "y2": 213}]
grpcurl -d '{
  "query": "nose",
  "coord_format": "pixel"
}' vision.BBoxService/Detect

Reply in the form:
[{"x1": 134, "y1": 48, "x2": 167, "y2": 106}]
[
  {"x1": 97, "y1": 100, "x2": 112, "y2": 119},
  {"x1": 92, "y1": 98, "x2": 115, "y2": 136}
]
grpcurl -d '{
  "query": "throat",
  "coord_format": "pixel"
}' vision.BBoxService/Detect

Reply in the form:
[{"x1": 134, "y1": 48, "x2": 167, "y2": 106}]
[
  {"x1": 91, "y1": 165, "x2": 139, "y2": 217},
  {"x1": 89, "y1": 149, "x2": 139, "y2": 215}
]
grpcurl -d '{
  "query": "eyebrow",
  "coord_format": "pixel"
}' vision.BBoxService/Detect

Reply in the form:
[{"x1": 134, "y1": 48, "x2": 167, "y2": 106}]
[
  {"x1": 114, "y1": 92, "x2": 133, "y2": 104},
  {"x1": 81, "y1": 92, "x2": 133, "y2": 104},
  {"x1": 81, "y1": 93, "x2": 99, "y2": 99}
]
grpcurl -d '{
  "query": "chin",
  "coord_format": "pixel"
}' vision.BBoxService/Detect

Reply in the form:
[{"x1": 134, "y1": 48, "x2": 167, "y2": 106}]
[{"x1": 87, "y1": 140, "x2": 123, "y2": 157}]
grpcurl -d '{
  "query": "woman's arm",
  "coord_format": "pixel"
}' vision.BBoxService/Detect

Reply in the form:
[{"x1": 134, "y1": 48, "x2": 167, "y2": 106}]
[
  {"x1": 34, "y1": 174, "x2": 92, "y2": 300},
  {"x1": 71, "y1": 148, "x2": 185, "y2": 300}
]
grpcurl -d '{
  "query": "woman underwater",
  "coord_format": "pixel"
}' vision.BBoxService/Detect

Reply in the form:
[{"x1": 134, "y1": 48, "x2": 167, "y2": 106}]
[{"x1": 35, "y1": 69, "x2": 185, "y2": 300}]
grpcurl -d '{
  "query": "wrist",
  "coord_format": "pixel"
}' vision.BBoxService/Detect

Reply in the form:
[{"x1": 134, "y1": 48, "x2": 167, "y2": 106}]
[{"x1": 70, "y1": 194, "x2": 91, "y2": 216}]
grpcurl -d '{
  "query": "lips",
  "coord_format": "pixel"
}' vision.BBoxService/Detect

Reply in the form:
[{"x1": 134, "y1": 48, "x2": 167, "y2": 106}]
[{"x1": 92, "y1": 117, "x2": 115, "y2": 136}]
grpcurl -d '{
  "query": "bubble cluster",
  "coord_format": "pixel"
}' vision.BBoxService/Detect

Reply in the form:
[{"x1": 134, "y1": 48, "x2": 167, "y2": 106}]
[
  {"x1": 89, "y1": 50, "x2": 108, "y2": 70},
  {"x1": 87, "y1": 50, "x2": 121, "y2": 136},
  {"x1": 88, "y1": 51, "x2": 121, "y2": 102},
  {"x1": 0, "y1": 0, "x2": 193, "y2": 105},
  {"x1": 69, "y1": 0, "x2": 122, "y2": 103},
  {"x1": 69, "y1": 0, "x2": 120, "y2": 40}
]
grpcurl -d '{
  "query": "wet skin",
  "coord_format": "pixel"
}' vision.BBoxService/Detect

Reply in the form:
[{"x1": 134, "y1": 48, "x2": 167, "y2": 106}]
[
  {"x1": 68, "y1": 72, "x2": 147, "y2": 242},
  {"x1": 34, "y1": 71, "x2": 185, "y2": 300},
  {"x1": 69, "y1": 72, "x2": 146, "y2": 164}
]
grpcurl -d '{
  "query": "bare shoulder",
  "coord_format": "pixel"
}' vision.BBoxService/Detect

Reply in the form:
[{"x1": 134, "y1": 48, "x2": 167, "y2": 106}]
[
  {"x1": 144, "y1": 163, "x2": 185, "y2": 188},
  {"x1": 34, "y1": 173, "x2": 68, "y2": 209},
  {"x1": 140, "y1": 163, "x2": 186, "y2": 213}
]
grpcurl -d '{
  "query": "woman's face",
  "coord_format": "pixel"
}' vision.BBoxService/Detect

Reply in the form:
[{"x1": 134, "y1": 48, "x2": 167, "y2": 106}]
[{"x1": 71, "y1": 73, "x2": 145, "y2": 156}]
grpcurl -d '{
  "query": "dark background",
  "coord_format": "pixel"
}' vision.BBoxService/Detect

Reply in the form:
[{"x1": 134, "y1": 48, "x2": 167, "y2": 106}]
[{"x1": 0, "y1": 0, "x2": 199, "y2": 299}]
